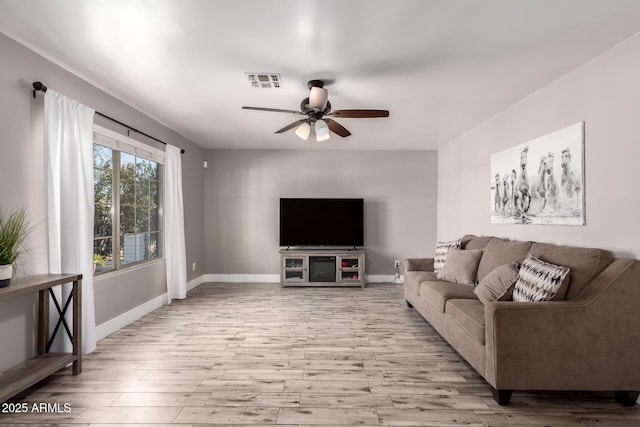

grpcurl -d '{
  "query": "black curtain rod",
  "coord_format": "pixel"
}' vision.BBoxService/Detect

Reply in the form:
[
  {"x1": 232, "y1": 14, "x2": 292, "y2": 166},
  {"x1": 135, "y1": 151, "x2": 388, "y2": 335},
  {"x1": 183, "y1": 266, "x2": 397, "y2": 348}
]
[{"x1": 32, "y1": 81, "x2": 185, "y2": 154}]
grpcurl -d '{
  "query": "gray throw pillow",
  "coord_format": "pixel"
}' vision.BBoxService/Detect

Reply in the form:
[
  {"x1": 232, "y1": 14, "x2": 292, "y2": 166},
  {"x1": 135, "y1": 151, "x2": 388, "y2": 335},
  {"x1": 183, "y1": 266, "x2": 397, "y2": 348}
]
[
  {"x1": 436, "y1": 248, "x2": 483, "y2": 285},
  {"x1": 474, "y1": 262, "x2": 520, "y2": 304}
]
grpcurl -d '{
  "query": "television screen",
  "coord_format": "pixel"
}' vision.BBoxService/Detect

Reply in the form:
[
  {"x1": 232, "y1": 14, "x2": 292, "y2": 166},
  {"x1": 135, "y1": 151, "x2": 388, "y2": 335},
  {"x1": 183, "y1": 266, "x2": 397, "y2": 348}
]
[{"x1": 279, "y1": 198, "x2": 364, "y2": 247}]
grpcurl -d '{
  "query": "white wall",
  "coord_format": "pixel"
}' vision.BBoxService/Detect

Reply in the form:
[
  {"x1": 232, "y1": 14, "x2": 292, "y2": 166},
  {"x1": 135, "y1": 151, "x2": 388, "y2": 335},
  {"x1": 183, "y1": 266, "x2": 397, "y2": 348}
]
[
  {"x1": 204, "y1": 149, "x2": 438, "y2": 276},
  {"x1": 437, "y1": 33, "x2": 640, "y2": 258}
]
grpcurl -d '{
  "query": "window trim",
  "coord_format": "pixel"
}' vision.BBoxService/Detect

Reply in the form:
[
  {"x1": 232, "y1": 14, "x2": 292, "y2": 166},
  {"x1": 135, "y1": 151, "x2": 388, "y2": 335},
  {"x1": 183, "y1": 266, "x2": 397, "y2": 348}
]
[
  {"x1": 93, "y1": 125, "x2": 165, "y2": 275},
  {"x1": 93, "y1": 125, "x2": 165, "y2": 165}
]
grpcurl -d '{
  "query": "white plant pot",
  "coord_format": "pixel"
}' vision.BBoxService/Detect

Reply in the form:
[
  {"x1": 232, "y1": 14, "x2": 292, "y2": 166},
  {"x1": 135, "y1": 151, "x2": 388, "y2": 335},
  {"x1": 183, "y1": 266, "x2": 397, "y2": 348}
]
[{"x1": 0, "y1": 264, "x2": 12, "y2": 287}]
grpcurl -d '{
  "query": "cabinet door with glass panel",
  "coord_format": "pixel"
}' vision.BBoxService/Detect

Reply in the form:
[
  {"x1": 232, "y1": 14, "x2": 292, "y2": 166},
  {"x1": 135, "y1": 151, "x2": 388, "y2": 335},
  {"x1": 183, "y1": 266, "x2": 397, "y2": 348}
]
[
  {"x1": 338, "y1": 256, "x2": 362, "y2": 282},
  {"x1": 282, "y1": 256, "x2": 307, "y2": 283}
]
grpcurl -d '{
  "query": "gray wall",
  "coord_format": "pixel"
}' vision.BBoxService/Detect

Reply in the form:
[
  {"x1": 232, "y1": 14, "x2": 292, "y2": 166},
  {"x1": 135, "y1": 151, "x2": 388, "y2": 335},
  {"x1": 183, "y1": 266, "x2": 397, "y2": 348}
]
[
  {"x1": 0, "y1": 33, "x2": 204, "y2": 370},
  {"x1": 204, "y1": 149, "x2": 437, "y2": 276},
  {"x1": 437, "y1": 32, "x2": 640, "y2": 258}
]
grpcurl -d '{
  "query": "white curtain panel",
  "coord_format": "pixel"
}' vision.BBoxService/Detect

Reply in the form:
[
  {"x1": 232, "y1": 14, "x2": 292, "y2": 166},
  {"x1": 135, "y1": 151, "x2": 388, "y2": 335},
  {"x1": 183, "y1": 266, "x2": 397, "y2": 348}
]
[
  {"x1": 44, "y1": 90, "x2": 97, "y2": 354},
  {"x1": 164, "y1": 145, "x2": 187, "y2": 302}
]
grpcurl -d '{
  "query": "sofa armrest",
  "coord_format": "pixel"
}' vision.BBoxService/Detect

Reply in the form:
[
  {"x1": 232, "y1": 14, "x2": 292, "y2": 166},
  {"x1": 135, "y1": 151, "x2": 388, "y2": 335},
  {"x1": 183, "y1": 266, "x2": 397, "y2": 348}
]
[
  {"x1": 484, "y1": 259, "x2": 640, "y2": 391},
  {"x1": 404, "y1": 258, "x2": 434, "y2": 272}
]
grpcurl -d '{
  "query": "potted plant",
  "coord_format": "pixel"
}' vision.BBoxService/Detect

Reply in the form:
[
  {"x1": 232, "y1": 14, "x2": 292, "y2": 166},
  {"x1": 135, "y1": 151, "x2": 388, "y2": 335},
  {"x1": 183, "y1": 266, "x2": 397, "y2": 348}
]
[{"x1": 0, "y1": 207, "x2": 30, "y2": 287}]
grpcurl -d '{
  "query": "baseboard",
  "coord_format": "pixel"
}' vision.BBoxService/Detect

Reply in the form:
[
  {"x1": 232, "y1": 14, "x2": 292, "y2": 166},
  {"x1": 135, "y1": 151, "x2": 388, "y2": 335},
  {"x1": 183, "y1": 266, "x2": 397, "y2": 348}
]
[
  {"x1": 203, "y1": 274, "x2": 280, "y2": 283},
  {"x1": 201, "y1": 274, "x2": 403, "y2": 284},
  {"x1": 187, "y1": 274, "x2": 206, "y2": 291},
  {"x1": 366, "y1": 274, "x2": 404, "y2": 283},
  {"x1": 96, "y1": 274, "x2": 205, "y2": 340},
  {"x1": 96, "y1": 293, "x2": 167, "y2": 341}
]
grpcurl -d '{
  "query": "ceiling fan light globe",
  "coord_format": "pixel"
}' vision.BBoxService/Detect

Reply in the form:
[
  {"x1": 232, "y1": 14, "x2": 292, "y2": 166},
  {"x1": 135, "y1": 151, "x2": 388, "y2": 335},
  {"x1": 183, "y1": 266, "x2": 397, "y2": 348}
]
[
  {"x1": 294, "y1": 122, "x2": 311, "y2": 140},
  {"x1": 315, "y1": 119, "x2": 330, "y2": 141},
  {"x1": 309, "y1": 87, "x2": 328, "y2": 110}
]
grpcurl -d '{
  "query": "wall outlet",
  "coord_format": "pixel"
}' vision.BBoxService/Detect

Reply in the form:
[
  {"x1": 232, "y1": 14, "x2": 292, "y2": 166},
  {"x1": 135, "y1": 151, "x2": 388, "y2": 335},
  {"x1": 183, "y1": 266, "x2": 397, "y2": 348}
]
[
  {"x1": 192, "y1": 262, "x2": 197, "y2": 272},
  {"x1": 394, "y1": 260, "x2": 400, "y2": 268}
]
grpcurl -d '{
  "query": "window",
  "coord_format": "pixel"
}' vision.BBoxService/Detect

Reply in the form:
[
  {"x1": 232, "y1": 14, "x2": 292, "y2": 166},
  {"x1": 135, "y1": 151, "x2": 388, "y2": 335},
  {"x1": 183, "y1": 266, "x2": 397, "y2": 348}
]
[
  {"x1": 94, "y1": 144, "x2": 114, "y2": 271},
  {"x1": 93, "y1": 129, "x2": 163, "y2": 273}
]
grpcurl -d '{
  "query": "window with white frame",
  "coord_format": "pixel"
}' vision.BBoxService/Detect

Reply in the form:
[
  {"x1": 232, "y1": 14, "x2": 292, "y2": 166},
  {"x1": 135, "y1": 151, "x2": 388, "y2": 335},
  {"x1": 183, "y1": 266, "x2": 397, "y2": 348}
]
[{"x1": 93, "y1": 126, "x2": 164, "y2": 273}]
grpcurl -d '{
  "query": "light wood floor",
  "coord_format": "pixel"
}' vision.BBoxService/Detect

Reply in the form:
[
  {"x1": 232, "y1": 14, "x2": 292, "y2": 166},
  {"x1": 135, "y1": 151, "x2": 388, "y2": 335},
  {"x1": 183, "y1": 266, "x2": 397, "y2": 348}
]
[{"x1": 4, "y1": 282, "x2": 640, "y2": 426}]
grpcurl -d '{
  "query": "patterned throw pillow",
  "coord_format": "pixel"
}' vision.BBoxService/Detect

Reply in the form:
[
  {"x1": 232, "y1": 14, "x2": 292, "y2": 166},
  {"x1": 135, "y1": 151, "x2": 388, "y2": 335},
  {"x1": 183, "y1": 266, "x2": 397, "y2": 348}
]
[
  {"x1": 513, "y1": 255, "x2": 570, "y2": 302},
  {"x1": 434, "y1": 239, "x2": 462, "y2": 273}
]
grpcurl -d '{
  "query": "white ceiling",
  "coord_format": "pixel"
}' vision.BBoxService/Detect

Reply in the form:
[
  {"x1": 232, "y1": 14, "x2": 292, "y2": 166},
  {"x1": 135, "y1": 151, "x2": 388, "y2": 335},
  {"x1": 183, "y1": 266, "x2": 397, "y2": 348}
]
[{"x1": 1, "y1": 0, "x2": 640, "y2": 150}]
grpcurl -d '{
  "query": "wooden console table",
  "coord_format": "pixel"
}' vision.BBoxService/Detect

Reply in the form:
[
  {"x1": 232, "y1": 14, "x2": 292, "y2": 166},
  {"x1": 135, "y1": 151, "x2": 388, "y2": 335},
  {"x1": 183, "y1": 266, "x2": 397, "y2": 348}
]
[{"x1": 0, "y1": 274, "x2": 82, "y2": 403}]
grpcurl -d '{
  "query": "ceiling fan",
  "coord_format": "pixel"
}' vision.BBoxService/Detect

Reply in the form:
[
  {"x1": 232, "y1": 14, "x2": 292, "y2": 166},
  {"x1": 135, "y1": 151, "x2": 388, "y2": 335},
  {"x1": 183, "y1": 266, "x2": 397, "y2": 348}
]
[{"x1": 242, "y1": 80, "x2": 389, "y2": 141}]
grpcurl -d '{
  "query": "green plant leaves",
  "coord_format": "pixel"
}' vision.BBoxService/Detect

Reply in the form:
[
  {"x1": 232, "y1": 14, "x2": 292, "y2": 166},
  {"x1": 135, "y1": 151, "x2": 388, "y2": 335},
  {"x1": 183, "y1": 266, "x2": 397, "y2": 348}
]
[{"x1": 0, "y1": 207, "x2": 30, "y2": 266}]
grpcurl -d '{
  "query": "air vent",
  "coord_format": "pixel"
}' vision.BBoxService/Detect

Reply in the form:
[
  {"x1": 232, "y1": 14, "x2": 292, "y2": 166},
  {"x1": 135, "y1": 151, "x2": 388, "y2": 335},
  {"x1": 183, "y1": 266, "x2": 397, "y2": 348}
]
[{"x1": 246, "y1": 73, "x2": 282, "y2": 89}]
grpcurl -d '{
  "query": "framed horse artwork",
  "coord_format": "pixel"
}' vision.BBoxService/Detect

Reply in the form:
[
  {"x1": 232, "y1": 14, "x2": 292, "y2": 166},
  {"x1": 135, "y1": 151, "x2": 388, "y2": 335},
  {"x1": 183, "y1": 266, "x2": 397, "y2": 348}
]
[{"x1": 490, "y1": 122, "x2": 585, "y2": 225}]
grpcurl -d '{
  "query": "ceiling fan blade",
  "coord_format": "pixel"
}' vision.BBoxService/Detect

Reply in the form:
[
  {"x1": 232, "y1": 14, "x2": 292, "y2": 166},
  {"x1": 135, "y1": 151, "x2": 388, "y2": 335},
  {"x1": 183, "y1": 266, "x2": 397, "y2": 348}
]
[
  {"x1": 242, "y1": 106, "x2": 304, "y2": 115},
  {"x1": 325, "y1": 118, "x2": 351, "y2": 137},
  {"x1": 275, "y1": 119, "x2": 308, "y2": 134},
  {"x1": 329, "y1": 109, "x2": 390, "y2": 118}
]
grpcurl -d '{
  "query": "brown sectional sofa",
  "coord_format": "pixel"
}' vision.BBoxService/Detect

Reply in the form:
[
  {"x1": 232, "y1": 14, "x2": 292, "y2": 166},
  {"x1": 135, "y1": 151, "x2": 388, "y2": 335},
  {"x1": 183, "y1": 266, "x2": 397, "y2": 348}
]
[{"x1": 404, "y1": 234, "x2": 640, "y2": 406}]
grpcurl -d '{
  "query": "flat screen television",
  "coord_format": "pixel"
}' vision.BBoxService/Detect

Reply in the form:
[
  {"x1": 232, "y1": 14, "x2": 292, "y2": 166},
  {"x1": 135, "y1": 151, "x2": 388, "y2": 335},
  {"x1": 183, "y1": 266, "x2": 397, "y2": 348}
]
[{"x1": 279, "y1": 198, "x2": 364, "y2": 247}]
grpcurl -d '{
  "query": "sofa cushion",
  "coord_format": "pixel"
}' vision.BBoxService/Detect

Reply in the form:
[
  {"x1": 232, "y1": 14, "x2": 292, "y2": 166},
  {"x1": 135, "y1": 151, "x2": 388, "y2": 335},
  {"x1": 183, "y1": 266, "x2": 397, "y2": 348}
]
[
  {"x1": 419, "y1": 281, "x2": 478, "y2": 313},
  {"x1": 474, "y1": 262, "x2": 519, "y2": 304},
  {"x1": 445, "y1": 299, "x2": 486, "y2": 345},
  {"x1": 434, "y1": 239, "x2": 462, "y2": 273},
  {"x1": 404, "y1": 271, "x2": 437, "y2": 298},
  {"x1": 528, "y1": 242, "x2": 613, "y2": 299},
  {"x1": 513, "y1": 255, "x2": 570, "y2": 302},
  {"x1": 461, "y1": 234, "x2": 495, "y2": 250},
  {"x1": 477, "y1": 239, "x2": 533, "y2": 282},
  {"x1": 437, "y1": 248, "x2": 484, "y2": 285}
]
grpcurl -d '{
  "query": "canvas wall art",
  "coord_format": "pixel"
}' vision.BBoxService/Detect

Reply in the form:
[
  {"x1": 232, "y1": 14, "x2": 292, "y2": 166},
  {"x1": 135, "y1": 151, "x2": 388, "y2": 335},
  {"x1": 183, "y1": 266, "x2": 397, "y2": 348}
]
[{"x1": 490, "y1": 122, "x2": 585, "y2": 225}]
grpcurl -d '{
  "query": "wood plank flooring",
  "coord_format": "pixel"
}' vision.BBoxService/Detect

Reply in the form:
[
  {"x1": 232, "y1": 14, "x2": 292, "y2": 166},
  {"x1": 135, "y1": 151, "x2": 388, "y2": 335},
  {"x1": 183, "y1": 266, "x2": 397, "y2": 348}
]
[{"x1": 3, "y1": 282, "x2": 640, "y2": 425}]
